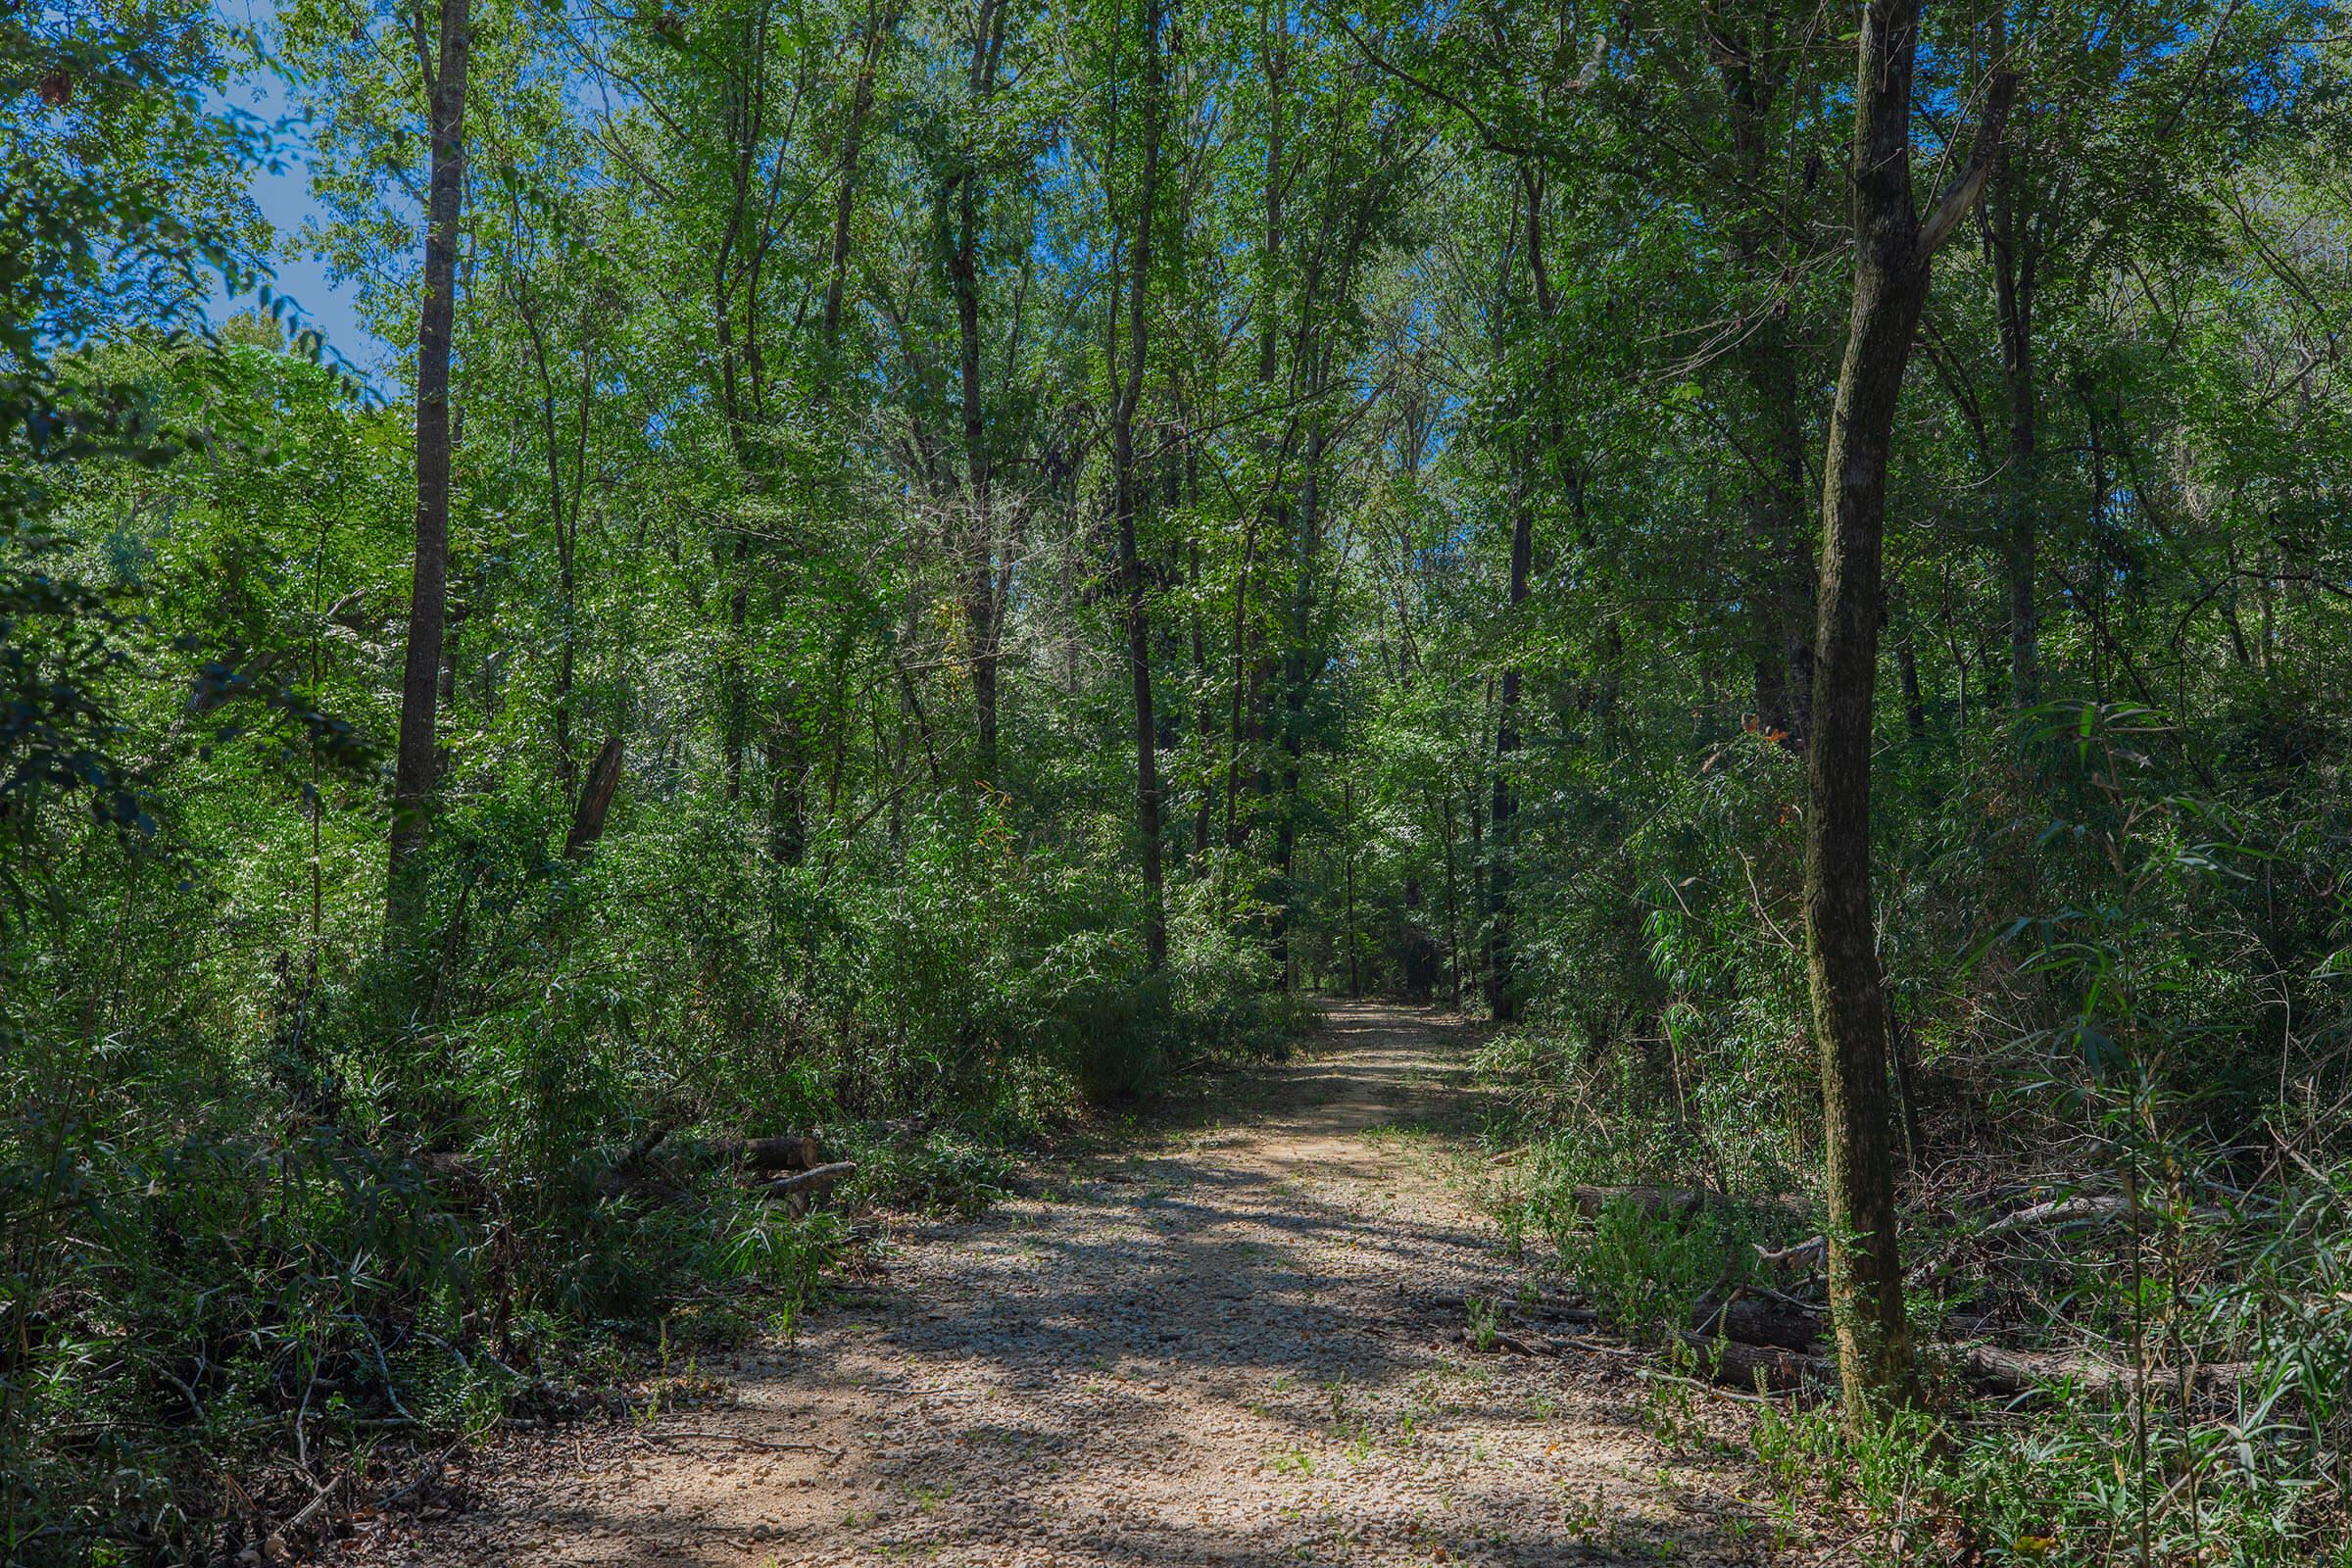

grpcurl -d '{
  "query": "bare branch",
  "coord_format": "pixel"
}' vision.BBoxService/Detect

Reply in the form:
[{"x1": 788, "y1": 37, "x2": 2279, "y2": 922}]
[{"x1": 1918, "y1": 70, "x2": 2017, "y2": 261}]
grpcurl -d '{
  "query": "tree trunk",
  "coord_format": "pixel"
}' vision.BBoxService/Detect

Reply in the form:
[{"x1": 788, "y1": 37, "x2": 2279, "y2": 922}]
[
  {"x1": 1189, "y1": 539, "x2": 1213, "y2": 862},
  {"x1": 1485, "y1": 163, "x2": 1554, "y2": 1023},
  {"x1": 1485, "y1": 475, "x2": 1531, "y2": 1023},
  {"x1": 1219, "y1": 8, "x2": 1282, "y2": 863},
  {"x1": 1343, "y1": 774, "x2": 1358, "y2": 997},
  {"x1": 1709, "y1": 20, "x2": 1815, "y2": 747},
  {"x1": 953, "y1": 3, "x2": 1004, "y2": 782},
  {"x1": 564, "y1": 735, "x2": 624, "y2": 859},
  {"x1": 1805, "y1": 3, "x2": 2009, "y2": 1418},
  {"x1": 765, "y1": 722, "x2": 807, "y2": 866},
  {"x1": 820, "y1": 0, "x2": 896, "y2": 357},
  {"x1": 1111, "y1": 0, "x2": 1166, "y2": 969},
  {"x1": 1988, "y1": 134, "x2": 2039, "y2": 710},
  {"x1": 1896, "y1": 601, "x2": 1928, "y2": 741},
  {"x1": 386, "y1": 0, "x2": 469, "y2": 942}
]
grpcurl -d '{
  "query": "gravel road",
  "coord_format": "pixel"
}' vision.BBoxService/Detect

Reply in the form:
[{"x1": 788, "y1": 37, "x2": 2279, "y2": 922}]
[{"x1": 391, "y1": 1002, "x2": 1771, "y2": 1566}]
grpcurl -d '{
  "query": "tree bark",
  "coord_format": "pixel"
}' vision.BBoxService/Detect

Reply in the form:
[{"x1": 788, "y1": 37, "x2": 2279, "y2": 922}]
[
  {"x1": 1707, "y1": 13, "x2": 1815, "y2": 745},
  {"x1": 953, "y1": 0, "x2": 1005, "y2": 782},
  {"x1": 1483, "y1": 159, "x2": 1551, "y2": 1024},
  {"x1": 820, "y1": 0, "x2": 896, "y2": 357},
  {"x1": 1805, "y1": 5, "x2": 2009, "y2": 1418},
  {"x1": 564, "y1": 735, "x2": 624, "y2": 859},
  {"x1": 387, "y1": 0, "x2": 469, "y2": 942},
  {"x1": 1987, "y1": 129, "x2": 2039, "y2": 710},
  {"x1": 1485, "y1": 470, "x2": 1531, "y2": 1023},
  {"x1": 1111, "y1": 0, "x2": 1167, "y2": 969}
]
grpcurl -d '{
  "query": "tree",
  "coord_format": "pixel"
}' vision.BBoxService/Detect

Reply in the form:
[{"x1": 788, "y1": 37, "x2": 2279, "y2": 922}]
[
  {"x1": 1110, "y1": 0, "x2": 1168, "y2": 970},
  {"x1": 386, "y1": 0, "x2": 471, "y2": 943},
  {"x1": 1803, "y1": 0, "x2": 2009, "y2": 1413}
]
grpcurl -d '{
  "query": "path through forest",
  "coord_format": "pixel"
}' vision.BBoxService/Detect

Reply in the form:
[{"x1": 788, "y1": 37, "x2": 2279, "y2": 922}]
[{"x1": 393, "y1": 1004, "x2": 1766, "y2": 1565}]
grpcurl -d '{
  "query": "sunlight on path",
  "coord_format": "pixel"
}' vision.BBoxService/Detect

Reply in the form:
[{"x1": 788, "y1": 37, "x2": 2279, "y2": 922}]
[{"x1": 394, "y1": 1004, "x2": 1766, "y2": 1566}]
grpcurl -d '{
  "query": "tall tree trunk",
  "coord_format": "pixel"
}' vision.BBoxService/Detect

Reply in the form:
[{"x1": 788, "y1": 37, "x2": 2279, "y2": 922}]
[
  {"x1": 820, "y1": 0, "x2": 896, "y2": 357},
  {"x1": 1486, "y1": 162, "x2": 1551, "y2": 1025},
  {"x1": 1343, "y1": 774, "x2": 1358, "y2": 997},
  {"x1": 1437, "y1": 787, "x2": 1462, "y2": 1007},
  {"x1": 1111, "y1": 0, "x2": 1166, "y2": 969},
  {"x1": 387, "y1": 0, "x2": 469, "y2": 941},
  {"x1": 711, "y1": 1, "x2": 774, "y2": 806},
  {"x1": 1190, "y1": 539, "x2": 1213, "y2": 861},
  {"x1": 1806, "y1": 5, "x2": 2009, "y2": 1417},
  {"x1": 1752, "y1": 330, "x2": 1816, "y2": 743},
  {"x1": 955, "y1": 184, "x2": 999, "y2": 780},
  {"x1": 1987, "y1": 132, "x2": 2039, "y2": 709},
  {"x1": 1219, "y1": 10, "x2": 1284, "y2": 862},
  {"x1": 1269, "y1": 436, "x2": 1323, "y2": 985},
  {"x1": 765, "y1": 721, "x2": 807, "y2": 865},
  {"x1": 1897, "y1": 609, "x2": 1928, "y2": 741},
  {"x1": 1485, "y1": 471, "x2": 1531, "y2": 1023},
  {"x1": 953, "y1": 1, "x2": 1004, "y2": 782},
  {"x1": 1705, "y1": 16, "x2": 1815, "y2": 744}
]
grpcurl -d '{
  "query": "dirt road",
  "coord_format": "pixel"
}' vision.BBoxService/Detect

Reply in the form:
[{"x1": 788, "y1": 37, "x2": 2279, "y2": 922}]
[{"x1": 394, "y1": 1002, "x2": 1766, "y2": 1565}]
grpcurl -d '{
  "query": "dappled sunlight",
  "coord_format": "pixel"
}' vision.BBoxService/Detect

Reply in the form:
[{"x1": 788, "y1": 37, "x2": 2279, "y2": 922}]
[{"x1": 396, "y1": 1007, "x2": 1763, "y2": 1566}]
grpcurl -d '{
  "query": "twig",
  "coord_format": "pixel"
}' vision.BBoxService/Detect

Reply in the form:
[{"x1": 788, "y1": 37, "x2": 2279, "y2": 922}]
[
  {"x1": 377, "y1": 1437, "x2": 465, "y2": 1512},
  {"x1": 1634, "y1": 1365, "x2": 1787, "y2": 1405},
  {"x1": 634, "y1": 1429, "x2": 845, "y2": 1461}
]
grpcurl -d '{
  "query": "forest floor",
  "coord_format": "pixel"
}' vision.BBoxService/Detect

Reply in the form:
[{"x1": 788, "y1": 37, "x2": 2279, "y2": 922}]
[{"x1": 382, "y1": 1002, "x2": 1775, "y2": 1566}]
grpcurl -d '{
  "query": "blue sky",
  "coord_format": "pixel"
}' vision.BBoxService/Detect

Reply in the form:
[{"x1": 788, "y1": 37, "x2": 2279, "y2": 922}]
[{"x1": 208, "y1": 0, "x2": 387, "y2": 386}]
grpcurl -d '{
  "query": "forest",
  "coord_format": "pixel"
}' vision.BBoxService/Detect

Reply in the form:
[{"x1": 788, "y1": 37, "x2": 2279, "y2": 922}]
[{"x1": 5, "y1": 0, "x2": 2351, "y2": 1559}]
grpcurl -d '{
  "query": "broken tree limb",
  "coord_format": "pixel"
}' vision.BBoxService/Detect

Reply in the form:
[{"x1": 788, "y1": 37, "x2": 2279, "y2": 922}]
[
  {"x1": 261, "y1": 1472, "x2": 348, "y2": 1562},
  {"x1": 563, "y1": 735, "x2": 625, "y2": 859},
  {"x1": 1976, "y1": 1193, "x2": 2230, "y2": 1238},
  {"x1": 755, "y1": 1160, "x2": 858, "y2": 1202},
  {"x1": 376, "y1": 1438, "x2": 465, "y2": 1512},
  {"x1": 1908, "y1": 1193, "x2": 2237, "y2": 1288},
  {"x1": 633, "y1": 1429, "x2": 845, "y2": 1461},
  {"x1": 621, "y1": 1122, "x2": 677, "y2": 1169},
  {"x1": 1754, "y1": 1234, "x2": 1826, "y2": 1273}
]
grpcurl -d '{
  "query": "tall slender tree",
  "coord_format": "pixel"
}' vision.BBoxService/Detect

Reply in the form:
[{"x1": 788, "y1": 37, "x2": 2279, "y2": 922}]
[
  {"x1": 386, "y1": 0, "x2": 470, "y2": 943},
  {"x1": 1804, "y1": 0, "x2": 2009, "y2": 1413},
  {"x1": 1111, "y1": 0, "x2": 1168, "y2": 969}
]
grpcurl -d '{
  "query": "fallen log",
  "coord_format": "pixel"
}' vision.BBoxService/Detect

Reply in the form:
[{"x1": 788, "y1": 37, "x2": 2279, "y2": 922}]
[
  {"x1": 1959, "y1": 1345, "x2": 2254, "y2": 1404},
  {"x1": 1970, "y1": 1193, "x2": 2234, "y2": 1245},
  {"x1": 1762, "y1": 1192, "x2": 2245, "y2": 1293},
  {"x1": 715, "y1": 1135, "x2": 826, "y2": 1174},
  {"x1": 759, "y1": 1160, "x2": 857, "y2": 1197},
  {"x1": 1690, "y1": 1290, "x2": 1825, "y2": 1351},
  {"x1": 1571, "y1": 1184, "x2": 1811, "y2": 1222},
  {"x1": 1673, "y1": 1332, "x2": 1832, "y2": 1392},
  {"x1": 1421, "y1": 1293, "x2": 1599, "y2": 1328},
  {"x1": 1570, "y1": 1184, "x2": 1717, "y2": 1219},
  {"x1": 755, "y1": 1160, "x2": 858, "y2": 1213}
]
